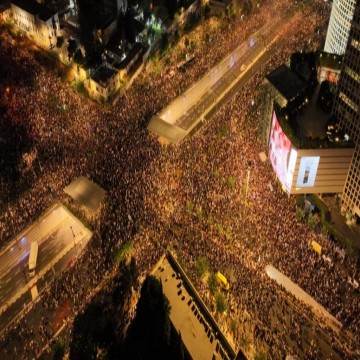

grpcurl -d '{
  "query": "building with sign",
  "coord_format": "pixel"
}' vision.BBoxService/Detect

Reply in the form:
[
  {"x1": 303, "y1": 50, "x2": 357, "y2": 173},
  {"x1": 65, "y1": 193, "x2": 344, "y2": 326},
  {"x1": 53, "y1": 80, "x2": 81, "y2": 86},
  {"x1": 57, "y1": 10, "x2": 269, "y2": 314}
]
[
  {"x1": 268, "y1": 109, "x2": 354, "y2": 194},
  {"x1": 264, "y1": 60, "x2": 354, "y2": 195}
]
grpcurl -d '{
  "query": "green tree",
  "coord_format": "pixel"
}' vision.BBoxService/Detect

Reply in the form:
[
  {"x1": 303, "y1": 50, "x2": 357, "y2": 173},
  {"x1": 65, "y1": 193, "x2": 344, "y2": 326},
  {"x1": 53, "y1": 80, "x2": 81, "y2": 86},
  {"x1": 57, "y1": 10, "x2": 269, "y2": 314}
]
[
  {"x1": 124, "y1": 276, "x2": 172, "y2": 358},
  {"x1": 227, "y1": 176, "x2": 235, "y2": 189},
  {"x1": 52, "y1": 338, "x2": 65, "y2": 360},
  {"x1": 215, "y1": 293, "x2": 227, "y2": 313},
  {"x1": 166, "y1": 0, "x2": 178, "y2": 19},
  {"x1": 208, "y1": 272, "x2": 218, "y2": 294},
  {"x1": 196, "y1": 256, "x2": 209, "y2": 277},
  {"x1": 308, "y1": 213, "x2": 316, "y2": 230},
  {"x1": 113, "y1": 256, "x2": 138, "y2": 306},
  {"x1": 296, "y1": 207, "x2": 304, "y2": 221},
  {"x1": 255, "y1": 351, "x2": 267, "y2": 360},
  {"x1": 230, "y1": 319, "x2": 237, "y2": 336},
  {"x1": 69, "y1": 301, "x2": 115, "y2": 360},
  {"x1": 321, "y1": 224, "x2": 328, "y2": 237},
  {"x1": 172, "y1": 330, "x2": 185, "y2": 360},
  {"x1": 113, "y1": 241, "x2": 133, "y2": 264}
]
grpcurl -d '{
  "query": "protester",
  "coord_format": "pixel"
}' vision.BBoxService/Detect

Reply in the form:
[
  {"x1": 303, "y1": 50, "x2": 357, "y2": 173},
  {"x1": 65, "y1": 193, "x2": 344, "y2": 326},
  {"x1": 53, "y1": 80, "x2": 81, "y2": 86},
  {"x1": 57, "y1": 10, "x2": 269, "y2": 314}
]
[{"x1": 0, "y1": 0, "x2": 358, "y2": 358}]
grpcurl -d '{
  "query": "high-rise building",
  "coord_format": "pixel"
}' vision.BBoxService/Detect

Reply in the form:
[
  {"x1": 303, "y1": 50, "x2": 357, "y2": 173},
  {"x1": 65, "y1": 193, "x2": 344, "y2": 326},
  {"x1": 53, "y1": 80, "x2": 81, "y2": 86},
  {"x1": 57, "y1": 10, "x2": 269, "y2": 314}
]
[
  {"x1": 332, "y1": 0, "x2": 360, "y2": 218},
  {"x1": 324, "y1": 0, "x2": 356, "y2": 55},
  {"x1": 103, "y1": 0, "x2": 127, "y2": 17}
]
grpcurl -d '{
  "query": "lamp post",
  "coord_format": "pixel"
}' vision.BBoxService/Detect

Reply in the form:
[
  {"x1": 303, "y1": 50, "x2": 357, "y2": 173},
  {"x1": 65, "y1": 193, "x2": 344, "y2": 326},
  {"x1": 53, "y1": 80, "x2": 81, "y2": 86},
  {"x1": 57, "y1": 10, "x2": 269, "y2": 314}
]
[
  {"x1": 245, "y1": 168, "x2": 251, "y2": 200},
  {"x1": 70, "y1": 226, "x2": 76, "y2": 247}
]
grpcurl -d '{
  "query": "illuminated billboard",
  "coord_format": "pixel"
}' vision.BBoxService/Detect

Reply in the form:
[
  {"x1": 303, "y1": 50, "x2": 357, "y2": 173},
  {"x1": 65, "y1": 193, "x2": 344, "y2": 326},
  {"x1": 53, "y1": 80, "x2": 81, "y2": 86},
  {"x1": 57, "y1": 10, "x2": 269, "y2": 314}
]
[
  {"x1": 296, "y1": 156, "x2": 320, "y2": 188},
  {"x1": 269, "y1": 111, "x2": 297, "y2": 192}
]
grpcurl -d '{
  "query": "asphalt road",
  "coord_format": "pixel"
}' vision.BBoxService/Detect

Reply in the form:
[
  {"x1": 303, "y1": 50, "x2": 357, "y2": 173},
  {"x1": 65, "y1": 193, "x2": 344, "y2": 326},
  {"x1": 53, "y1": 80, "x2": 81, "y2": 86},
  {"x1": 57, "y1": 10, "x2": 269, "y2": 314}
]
[
  {"x1": 0, "y1": 204, "x2": 92, "y2": 337},
  {"x1": 149, "y1": 14, "x2": 287, "y2": 143}
]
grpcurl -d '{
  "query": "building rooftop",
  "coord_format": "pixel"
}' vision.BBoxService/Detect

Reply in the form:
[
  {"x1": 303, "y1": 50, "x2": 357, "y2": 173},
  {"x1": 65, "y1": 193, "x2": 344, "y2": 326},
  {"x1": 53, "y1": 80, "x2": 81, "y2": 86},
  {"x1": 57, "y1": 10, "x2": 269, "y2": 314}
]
[
  {"x1": 63, "y1": 176, "x2": 106, "y2": 212},
  {"x1": 153, "y1": 252, "x2": 241, "y2": 360},
  {"x1": 269, "y1": 62, "x2": 353, "y2": 149},
  {"x1": 117, "y1": 43, "x2": 144, "y2": 69},
  {"x1": 266, "y1": 64, "x2": 307, "y2": 102},
  {"x1": 296, "y1": 84, "x2": 329, "y2": 139},
  {"x1": 317, "y1": 51, "x2": 343, "y2": 70},
  {"x1": 0, "y1": 0, "x2": 10, "y2": 12},
  {"x1": 11, "y1": 0, "x2": 56, "y2": 20},
  {"x1": 275, "y1": 99, "x2": 353, "y2": 149},
  {"x1": 91, "y1": 65, "x2": 117, "y2": 88},
  {"x1": 95, "y1": 11, "x2": 115, "y2": 30},
  {"x1": 38, "y1": 6, "x2": 55, "y2": 21}
]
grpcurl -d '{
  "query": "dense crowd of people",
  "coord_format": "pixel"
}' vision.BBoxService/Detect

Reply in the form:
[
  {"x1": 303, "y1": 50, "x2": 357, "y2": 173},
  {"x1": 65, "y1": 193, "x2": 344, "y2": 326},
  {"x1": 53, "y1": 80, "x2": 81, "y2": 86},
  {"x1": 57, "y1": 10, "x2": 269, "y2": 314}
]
[{"x1": 0, "y1": 0, "x2": 359, "y2": 358}]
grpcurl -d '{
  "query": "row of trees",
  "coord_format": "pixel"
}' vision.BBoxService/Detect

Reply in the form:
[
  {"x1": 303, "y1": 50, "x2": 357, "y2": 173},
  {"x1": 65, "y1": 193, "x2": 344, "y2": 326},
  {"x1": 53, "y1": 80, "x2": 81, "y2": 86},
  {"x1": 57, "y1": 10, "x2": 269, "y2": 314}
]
[
  {"x1": 196, "y1": 256, "x2": 228, "y2": 314},
  {"x1": 295, "y1": 195, "x2": 357, "y2": 257}
]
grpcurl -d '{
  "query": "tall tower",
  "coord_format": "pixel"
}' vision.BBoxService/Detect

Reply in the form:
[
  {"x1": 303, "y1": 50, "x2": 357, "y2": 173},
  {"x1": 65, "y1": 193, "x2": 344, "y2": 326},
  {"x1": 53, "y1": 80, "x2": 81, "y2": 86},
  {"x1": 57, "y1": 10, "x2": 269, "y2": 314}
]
[
  {"x1": 103, "y1": 0, "x2": 127, "y2": 17},
  {"x1": 324, "y1": 0, "x2": 356, "y2": 55},
  {"x1": 332, "y1": 0, "x2": 360, "y2": 218}
]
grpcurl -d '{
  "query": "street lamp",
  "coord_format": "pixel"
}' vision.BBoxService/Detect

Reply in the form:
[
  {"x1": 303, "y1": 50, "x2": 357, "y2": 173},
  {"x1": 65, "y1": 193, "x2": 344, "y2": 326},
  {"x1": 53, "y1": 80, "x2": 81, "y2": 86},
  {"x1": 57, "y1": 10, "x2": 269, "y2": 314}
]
[
  {"x1": 245, "y1": 160, "x2": 253, "y2": 203},
  {"x1": 245, "y1": 168, "x2": 251, "y2": 199},
  {"x1": 70, "y1": 226, "x2": 76, "y2": 247}
]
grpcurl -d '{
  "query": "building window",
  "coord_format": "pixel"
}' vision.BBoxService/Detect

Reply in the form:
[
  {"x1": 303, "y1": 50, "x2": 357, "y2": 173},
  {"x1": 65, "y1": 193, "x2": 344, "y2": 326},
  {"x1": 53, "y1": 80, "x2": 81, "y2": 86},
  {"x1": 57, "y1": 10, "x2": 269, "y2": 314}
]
[{"x1": 339, "y1": 92, "x2": 359, "y2": 112}]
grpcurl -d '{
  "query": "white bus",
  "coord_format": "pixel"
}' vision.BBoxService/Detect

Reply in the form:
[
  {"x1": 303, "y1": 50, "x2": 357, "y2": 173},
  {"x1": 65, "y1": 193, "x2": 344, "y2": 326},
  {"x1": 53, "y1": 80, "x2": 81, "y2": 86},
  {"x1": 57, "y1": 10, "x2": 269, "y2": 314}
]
[{"x1": 28, "y1": 241, "x2": 38, "y2": 277}]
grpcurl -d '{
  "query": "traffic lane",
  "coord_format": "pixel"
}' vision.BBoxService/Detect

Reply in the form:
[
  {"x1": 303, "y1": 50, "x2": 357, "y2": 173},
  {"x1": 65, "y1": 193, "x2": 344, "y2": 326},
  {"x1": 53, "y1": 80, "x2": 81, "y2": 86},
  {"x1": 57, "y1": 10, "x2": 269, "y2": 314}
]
[
  {"x1": 0, "y1": 231, "x2": 89, "y2": 339},
  {"x1": 0, "y1": 218, "x2": 88, "y2": 315},
  {"x1": 204, "y1": 44, "x2": 277, "y2": 122},
  {"x1": 174, "y1": 16, "x2": 288, "y2": 128},
  {"x1": 0, "y1": 205, "x2": 69, "y2": 277},
  {"x1": 0, "y1": 290, "x2": 32, "y2": 335},
  {"x1": 0, "y1": 257, "x2": 29, "y2": 301},
  {"x1": 36, "y1": 239, "x2": 85, "y2": 293},
  {"x1": 176, "y1": 40, "x2": 266, "y2": 130},
  {"x1": 0, "y1": 224, "x2": 72, "y2": 306},
  {"x1": 160, "y1": 41, "x2": 259, "y2": 123},
  {"x1": 161, "y1": 19, "x2": 276, "y2": 124},
  {"x1": 177, "y1": 54, "x2": 264, "y2": 130}
]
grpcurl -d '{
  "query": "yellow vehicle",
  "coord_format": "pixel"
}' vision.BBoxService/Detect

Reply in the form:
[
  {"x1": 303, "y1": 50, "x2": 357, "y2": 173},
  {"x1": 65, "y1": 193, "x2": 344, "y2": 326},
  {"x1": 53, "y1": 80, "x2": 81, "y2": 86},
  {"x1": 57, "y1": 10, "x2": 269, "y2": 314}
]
[{"x1": 216, "y1": 271, "x2": 230, "y2": 290}]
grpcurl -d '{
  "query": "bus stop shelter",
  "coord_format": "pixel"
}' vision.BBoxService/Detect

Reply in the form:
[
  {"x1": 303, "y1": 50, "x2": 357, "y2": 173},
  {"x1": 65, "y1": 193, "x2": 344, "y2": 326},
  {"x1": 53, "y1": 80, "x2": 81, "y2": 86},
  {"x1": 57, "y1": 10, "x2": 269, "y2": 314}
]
[{"x1": 64, "y1": 176, "x2": 106, "y2": 212}]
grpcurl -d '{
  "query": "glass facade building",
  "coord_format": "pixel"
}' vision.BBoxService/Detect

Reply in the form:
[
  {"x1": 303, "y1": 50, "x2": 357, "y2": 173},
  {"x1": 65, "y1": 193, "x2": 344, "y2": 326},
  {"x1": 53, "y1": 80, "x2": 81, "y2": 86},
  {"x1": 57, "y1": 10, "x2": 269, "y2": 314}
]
[
  {"x1": 324, "y1": 0, "x2": 356, "y2": 55},
  {"x1": 332, "y1": 0, "x2": 360, "y2": 217}
]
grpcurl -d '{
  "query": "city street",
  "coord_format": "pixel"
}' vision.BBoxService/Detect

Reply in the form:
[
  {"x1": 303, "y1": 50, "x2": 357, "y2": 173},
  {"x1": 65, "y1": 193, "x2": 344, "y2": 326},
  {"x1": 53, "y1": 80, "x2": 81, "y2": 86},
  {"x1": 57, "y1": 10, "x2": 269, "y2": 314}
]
[
  {"x1": 1, "y1": 0, "x2": 359, "y2": 358},
  {"x1": 149, "y1": 15, "x2": 287, "y2": 143},
  {"x1": 0, "y1": 204, "x2": 92, "y2": 337}
]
